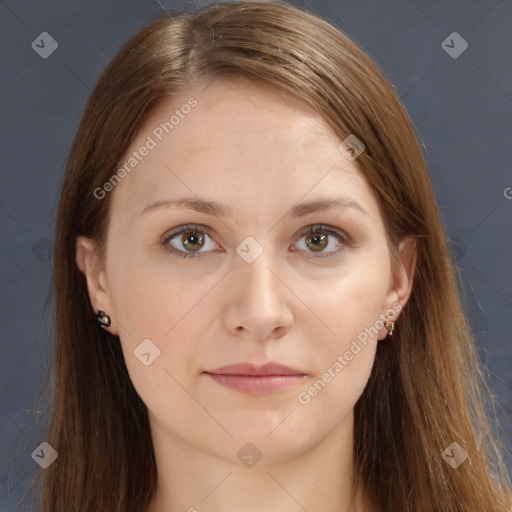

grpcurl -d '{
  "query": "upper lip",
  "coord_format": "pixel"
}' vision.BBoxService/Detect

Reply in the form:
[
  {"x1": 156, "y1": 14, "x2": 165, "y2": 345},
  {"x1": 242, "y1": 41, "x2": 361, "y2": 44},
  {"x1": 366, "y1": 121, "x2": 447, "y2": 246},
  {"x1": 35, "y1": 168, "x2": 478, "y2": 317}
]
[{"x1": 205, "y1": 362, "x2": 305, "y2": 376}]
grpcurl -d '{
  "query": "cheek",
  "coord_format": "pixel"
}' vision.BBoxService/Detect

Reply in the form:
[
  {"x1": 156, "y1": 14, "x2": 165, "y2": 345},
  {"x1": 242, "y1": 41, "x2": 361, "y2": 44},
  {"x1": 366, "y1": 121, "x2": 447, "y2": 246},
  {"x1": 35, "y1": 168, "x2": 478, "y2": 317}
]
[
  {"x1": 108, "y1": 241, "x2": 193, "y2": 337},
  {"x1": 308, "y1": 255, "x2": 390, "y2": 347},
  {"x1": 105, "y1": 248, "x2": 182, "y2": 374},
  {"x1": 295, "y1": 257, "x2": 390, "y2": 403},
  {"x1": 108, "y1": 248, "x2": 219, "y2": 385},
  {"x1": 108, "y1": 260, "x2": 203, "y2": 419}
]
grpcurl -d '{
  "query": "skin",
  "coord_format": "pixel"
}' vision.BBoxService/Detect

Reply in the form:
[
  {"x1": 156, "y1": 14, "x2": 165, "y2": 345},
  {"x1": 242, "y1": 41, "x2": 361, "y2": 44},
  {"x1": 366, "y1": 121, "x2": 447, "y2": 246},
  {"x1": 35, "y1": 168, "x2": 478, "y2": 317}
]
[{"x1": 76, "y1": 77, "x2": 416, "y2": 512}]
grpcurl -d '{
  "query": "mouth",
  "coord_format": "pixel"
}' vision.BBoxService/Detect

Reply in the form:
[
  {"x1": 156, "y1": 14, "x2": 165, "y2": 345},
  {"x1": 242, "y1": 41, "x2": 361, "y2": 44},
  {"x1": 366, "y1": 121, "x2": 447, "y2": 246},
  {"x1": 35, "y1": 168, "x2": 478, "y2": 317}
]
[{"x1": 203, "y1": 362, "x2": 307, "y2": 394}]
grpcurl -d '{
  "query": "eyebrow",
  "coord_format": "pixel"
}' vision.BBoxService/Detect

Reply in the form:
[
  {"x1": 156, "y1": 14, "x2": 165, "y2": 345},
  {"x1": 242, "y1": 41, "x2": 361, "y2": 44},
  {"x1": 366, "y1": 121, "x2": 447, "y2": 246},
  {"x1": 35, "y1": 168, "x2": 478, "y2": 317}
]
[{"x1": 140, "y1": 195, "x2": 369, "y2": 218}]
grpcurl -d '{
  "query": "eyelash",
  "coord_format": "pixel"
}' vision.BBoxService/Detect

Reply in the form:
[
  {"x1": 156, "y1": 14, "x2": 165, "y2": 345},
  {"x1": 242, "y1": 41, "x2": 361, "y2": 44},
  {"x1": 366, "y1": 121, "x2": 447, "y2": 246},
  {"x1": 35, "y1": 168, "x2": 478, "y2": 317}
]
[{"x1": 161, "y1": 223, "x2": 351, "y2": 260}]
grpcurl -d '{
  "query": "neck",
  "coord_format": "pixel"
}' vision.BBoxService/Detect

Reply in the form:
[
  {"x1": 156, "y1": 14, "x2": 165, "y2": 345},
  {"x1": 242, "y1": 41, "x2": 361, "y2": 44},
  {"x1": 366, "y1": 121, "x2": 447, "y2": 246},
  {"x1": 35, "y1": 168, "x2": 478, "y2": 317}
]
[{"x1": 146, "y1": 409, "x2": 376, "y2": 512}]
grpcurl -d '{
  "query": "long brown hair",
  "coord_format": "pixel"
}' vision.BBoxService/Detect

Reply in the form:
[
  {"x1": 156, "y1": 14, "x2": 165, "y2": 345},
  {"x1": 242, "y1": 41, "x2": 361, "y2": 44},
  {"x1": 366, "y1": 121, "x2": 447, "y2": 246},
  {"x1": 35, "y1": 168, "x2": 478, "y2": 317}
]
[{"x1": 24, "y1": 1, "x2": 511, "y2": 511}]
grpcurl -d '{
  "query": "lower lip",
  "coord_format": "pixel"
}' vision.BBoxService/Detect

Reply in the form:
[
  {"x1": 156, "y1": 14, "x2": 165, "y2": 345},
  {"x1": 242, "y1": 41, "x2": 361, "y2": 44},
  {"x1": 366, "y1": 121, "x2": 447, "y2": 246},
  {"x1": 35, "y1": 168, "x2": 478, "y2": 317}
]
[{"x1": 205, "y1": 373, "x2": 305, "y2": 393}]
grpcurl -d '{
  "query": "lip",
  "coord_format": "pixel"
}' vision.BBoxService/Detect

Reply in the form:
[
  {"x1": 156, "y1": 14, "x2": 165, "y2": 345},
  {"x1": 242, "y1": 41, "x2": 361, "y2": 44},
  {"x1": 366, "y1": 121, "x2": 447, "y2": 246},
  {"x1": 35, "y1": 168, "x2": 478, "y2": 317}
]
[
  {"x1": 204, "y1": 362, "x2": 306, "y2": 394},
  {"x1": 207, "y1": 362, "x2": 305, "y2": 376}
]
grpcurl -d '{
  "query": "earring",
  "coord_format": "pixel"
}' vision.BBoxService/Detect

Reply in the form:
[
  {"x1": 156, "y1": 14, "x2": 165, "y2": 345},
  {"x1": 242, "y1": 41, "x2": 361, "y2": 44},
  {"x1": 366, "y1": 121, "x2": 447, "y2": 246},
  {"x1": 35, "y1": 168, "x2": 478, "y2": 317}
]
[
  {"x1": 96, "y1": 310, "x2": 111, "y2": 328},
  {"x1": 385, "y1": 320, "x2": 395, "y2": 336}
]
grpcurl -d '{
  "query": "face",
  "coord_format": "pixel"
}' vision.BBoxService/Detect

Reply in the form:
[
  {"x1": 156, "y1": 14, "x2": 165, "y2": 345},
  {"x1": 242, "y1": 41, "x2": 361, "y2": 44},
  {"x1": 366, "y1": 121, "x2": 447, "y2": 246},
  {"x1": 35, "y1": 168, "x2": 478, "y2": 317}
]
[{"x1": 77, "y1": 77, "x2": 413, "y2": 465}]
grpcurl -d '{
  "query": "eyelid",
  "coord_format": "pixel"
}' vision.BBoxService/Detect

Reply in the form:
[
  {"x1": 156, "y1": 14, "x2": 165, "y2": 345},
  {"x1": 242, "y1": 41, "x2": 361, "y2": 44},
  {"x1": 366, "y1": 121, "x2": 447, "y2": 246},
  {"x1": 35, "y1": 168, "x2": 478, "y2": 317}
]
[
  {"x1": 160, "y1": 223, "x2": 217, "y2": 244},
  {"x1": 161, "y1": 223, "x2": 349, "y2": 243},
  {"x1": 161, "y1": 222, "x2": 351, "y2": 259},
  {"x1": 295, "y1": 223, "x2": 349, "y2": 242}
]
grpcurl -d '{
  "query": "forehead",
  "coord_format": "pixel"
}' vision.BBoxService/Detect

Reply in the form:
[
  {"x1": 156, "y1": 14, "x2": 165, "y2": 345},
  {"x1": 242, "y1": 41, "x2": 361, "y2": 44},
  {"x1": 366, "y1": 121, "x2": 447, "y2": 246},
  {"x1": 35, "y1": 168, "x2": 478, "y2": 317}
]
[{"x1": 110, "y1": 78, "x2": 378, "y2": 222}]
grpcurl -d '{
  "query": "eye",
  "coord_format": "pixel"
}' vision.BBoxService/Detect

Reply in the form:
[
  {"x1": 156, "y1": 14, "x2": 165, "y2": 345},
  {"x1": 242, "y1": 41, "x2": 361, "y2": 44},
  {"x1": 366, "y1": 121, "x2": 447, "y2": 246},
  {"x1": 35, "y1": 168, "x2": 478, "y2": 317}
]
[
  {"x1": 161, "y1": 223, "x2": 350, "y2": 259},
  {"x1": 161, "y1": 224, "x2": 218, "y2": 259},
  {"x1": 291, "y1": 223, "x2": 349, "y2": 259}
]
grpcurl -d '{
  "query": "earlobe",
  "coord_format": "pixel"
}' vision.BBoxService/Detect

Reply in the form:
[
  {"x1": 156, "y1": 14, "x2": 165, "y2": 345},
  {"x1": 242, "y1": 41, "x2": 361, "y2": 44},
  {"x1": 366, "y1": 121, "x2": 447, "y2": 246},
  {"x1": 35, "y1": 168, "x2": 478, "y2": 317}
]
[{"x1": 75, "y1": 236, "x2": 118, "y2": 335}]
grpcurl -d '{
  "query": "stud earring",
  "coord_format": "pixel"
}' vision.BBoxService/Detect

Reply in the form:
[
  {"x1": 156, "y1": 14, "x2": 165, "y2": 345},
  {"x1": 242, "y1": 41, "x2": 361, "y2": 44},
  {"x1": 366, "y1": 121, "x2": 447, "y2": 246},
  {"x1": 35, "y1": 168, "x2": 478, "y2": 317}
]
[
  {"x1": 385, "y1": 320, "x2": 395, "y2": 336},
  {"x1": 96, "y1": 310, "x2": 111, "y2": 328}
]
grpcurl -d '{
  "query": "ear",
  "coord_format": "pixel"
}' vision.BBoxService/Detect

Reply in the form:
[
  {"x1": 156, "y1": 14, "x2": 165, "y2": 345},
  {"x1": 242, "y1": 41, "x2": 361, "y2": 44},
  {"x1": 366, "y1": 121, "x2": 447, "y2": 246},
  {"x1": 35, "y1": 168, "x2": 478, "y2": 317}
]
[
  {"x1": 75, "y1": 236, "x2": 119, "y2": 335},
  {"x1": 379, "y1": 236, "x2": 417, "y2": 339}
]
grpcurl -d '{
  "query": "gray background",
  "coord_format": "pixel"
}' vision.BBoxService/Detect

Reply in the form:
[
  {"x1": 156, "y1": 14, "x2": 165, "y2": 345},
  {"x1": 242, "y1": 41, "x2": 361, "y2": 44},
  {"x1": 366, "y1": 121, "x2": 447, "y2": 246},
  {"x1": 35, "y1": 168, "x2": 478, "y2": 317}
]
[{"x1": 1, "y1": 0, "x2": 511, "y2": 510}]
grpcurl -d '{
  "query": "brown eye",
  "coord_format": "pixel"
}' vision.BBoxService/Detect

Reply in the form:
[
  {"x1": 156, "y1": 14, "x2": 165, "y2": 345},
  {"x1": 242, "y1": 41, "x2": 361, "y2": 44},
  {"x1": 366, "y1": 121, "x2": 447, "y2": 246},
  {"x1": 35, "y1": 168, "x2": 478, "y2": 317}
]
[
  {"x1": 293, "y1": 224, "x2": 349, "y2": 259},
  {"x1": 162, "y1": 223, "x2": 349, "y2": 260},
  {"x1": 305, "y1": 231, "x2": 328, "y2": 252},
  {"x1": 180, "y1": 230, "x2": 205, "y2": 252},
  {"x1": 162, "y1": 224, "x2": 217, "y2": 259}
]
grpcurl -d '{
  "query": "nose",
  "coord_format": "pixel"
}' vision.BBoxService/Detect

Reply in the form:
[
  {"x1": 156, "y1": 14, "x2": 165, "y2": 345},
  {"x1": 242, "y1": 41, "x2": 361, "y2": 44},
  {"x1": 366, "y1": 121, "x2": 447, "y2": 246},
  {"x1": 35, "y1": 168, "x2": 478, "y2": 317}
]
[{"x1": 222, "y1": 247, "x2": 294, "y2": 342}]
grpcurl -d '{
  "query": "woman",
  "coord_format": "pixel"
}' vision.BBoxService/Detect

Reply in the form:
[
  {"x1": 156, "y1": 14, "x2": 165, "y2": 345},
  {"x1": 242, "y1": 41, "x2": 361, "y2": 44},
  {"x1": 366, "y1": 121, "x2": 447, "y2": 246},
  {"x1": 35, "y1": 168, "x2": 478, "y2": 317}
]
[{"x1": 26, "y1": 1, "x2": 512, "y2": 511}]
